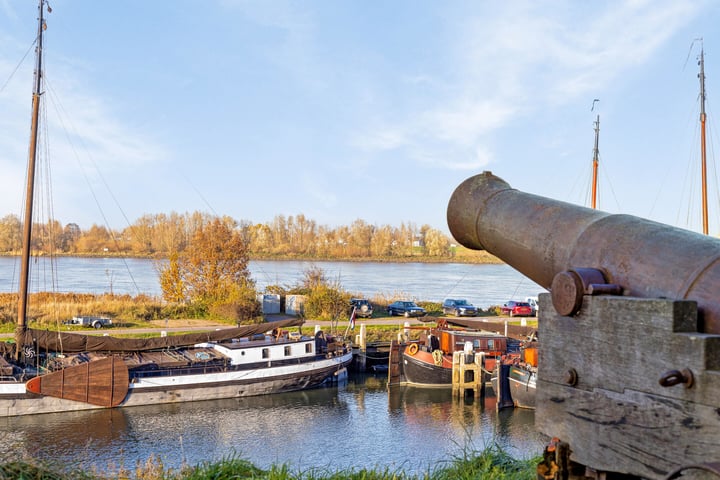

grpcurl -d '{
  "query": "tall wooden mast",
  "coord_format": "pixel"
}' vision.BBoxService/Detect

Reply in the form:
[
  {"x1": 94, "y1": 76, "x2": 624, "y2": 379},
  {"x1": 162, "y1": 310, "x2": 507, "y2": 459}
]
[
  {"x1": 699, "y1": 43, "x2": 709, "y2": 235},
  {"x1": 16, "y1": 0, "x2": 47, "y2": 360},
  {"x1": 591, "y1": 114, "x2": 600, "y2": 209}
]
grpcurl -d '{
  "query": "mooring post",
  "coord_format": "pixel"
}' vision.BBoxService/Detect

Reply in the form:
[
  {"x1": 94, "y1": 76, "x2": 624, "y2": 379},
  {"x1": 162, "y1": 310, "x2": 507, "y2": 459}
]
[{"x1": 358, "y1": 323, "x2": 367, "y2": 372}]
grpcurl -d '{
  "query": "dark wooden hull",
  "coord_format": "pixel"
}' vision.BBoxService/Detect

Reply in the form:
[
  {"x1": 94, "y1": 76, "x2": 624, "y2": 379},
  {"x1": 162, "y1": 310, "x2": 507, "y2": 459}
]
[
  {"x1": 401, "y1": 351, "x2": 452, "y2": 386},
  {"x1": 507, "y1": 364, "x2": 536, "y2": 409},
  {"x1": 401, "y1": 349, "x2": 496, "y2": 388},
  {"x1": 491, "y1": 362, "x2": 536, "y2": 409},
  {"x1": 490, "y1": 363, "x2": 515, "y2": 409}
]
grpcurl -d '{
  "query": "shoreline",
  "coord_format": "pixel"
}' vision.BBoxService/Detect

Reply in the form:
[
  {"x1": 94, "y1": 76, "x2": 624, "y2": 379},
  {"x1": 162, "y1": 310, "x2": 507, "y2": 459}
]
[{"x1": 0, "y1": 252, "x2": 503, "y2": 265}]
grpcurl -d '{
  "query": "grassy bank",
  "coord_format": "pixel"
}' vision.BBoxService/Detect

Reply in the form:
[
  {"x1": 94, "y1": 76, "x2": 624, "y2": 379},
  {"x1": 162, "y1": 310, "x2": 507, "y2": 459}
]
[
  {"x1": 0, "y1": 291, "x2": 529, "y2": 334},
  {"x1": 1, "y1": 445, "x2": 540, "y2": 479}
]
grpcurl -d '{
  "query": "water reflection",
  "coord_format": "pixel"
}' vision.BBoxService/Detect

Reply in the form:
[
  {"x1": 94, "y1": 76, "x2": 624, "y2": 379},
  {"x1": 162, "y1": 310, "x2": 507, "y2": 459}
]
[{"x1": 0, "y1": 374, "x2": 546, "y2": 475}]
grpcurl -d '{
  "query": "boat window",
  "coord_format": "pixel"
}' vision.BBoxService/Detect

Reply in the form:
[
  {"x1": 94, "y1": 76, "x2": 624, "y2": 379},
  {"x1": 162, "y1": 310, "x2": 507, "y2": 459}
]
[
  {"x1": 305, "y1": 343, "x2": 313, "y2": 354},
  {"x1": 284, "y1": 346, "x2": 291, "y2": 356},
  {"x1": 262, "y1": 348, "x2": 269, "y2": 359},
  {"x1": 473, "y1": 340, "x2": 480, "y2": 349},
  {"x1": 488, "y1": 339, "x2": 494, "y2": 350}
]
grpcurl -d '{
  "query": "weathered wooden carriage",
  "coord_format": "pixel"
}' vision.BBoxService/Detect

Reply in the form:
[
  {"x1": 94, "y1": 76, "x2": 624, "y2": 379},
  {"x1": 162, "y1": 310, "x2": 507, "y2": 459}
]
[{"x1": 447, "y1": 172, "x2": 720, "y2": 479}]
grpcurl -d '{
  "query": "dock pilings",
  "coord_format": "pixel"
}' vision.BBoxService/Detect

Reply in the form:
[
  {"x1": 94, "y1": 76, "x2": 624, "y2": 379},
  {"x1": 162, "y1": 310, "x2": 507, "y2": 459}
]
[{"x1": 451, "y1": 350, "x2": 485, "y2": 398}]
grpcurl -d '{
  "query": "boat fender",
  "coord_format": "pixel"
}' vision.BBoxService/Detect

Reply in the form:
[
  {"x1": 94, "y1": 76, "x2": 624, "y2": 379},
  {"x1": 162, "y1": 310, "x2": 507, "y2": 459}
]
[
  {"x1": 407, "y1": 343, "x2": 419, "y2": 355},
  {"x1": 432, "y1": 349, "x2": 443, "y2": 366}
]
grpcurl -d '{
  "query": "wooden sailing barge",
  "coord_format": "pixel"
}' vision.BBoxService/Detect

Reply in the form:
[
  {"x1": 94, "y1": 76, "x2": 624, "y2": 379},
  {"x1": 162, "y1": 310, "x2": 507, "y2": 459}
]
[{"x1": 387, "y1": 319, "x2": 505, "y2": 392}]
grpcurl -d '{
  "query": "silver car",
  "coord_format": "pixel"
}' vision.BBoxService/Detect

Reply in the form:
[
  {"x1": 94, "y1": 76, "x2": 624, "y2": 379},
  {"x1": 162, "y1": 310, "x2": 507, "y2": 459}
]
[{"x1": 442, "y1": 299, "x2": 478, "y2": 317}]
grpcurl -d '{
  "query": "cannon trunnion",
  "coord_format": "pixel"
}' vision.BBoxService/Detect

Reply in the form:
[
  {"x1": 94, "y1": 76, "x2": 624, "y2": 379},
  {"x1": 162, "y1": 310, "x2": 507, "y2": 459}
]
[{"x1": 447, "y1": 172, "x2": 720, "y2": 479}]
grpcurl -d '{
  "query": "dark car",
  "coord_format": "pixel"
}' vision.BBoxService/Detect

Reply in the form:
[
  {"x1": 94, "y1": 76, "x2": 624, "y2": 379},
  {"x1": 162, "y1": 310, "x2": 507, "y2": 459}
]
[
  {"x1": 387, "y1": 301, "x2": 426, "y2": 317},
  {"x1": 442, "y1": 298, "x2": 478, "y2": 317},
  {"x1": 500, "y1": 301, "x2": 533, "y2": 317},
  {"x1": 350, "y1": 298, "x2": 373, "y2": 318}
]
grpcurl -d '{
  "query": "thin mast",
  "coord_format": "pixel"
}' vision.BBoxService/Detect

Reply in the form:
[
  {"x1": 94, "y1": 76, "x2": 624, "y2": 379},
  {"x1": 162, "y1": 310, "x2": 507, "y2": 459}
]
[
  {"x1": 699, "y1": 43, "x2": 709, "y2": 235},
  {"x1": 591, "y1": 114, "x2": 600, "y2": 209},
  {"x1": 16, "y1": 0, "x2": 47, "y2": 360}
]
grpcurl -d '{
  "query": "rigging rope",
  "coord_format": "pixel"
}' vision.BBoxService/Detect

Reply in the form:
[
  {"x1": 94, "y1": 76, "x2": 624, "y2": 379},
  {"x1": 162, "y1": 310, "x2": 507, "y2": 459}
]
[
  {"x1": 44, "y1": 76, "x2": 142, "y2": 295},
  {"x1": 0, "y1": 39, "x2": 36, "y2": 95},
  {"x1": 705, "y1": 101, "x2": 720, "y2": 235}
]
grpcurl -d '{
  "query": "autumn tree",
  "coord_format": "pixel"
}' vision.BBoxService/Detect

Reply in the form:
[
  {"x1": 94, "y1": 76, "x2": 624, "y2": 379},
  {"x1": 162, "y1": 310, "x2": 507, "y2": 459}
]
[
  {"x1": 395, "y1": 222, "x2": 417, "y2": 256},
  {"x1": 61, "y1": 223, "x2": 81, "y2": 252},
  {"x1": 287, "y1": 214, "x2": 316, "y2": 255},
  {"x1": 370, "y1": 225, "x2": 393, "y2": 257},
  {"x1": 127, "y1": 214, "x2": 158, "y2": 254},
  {"x1": 296, "y1": 266, "x2": 349, "y2": 324},
  {"x1": 0, "y1": 215, "x2": 22, "y2": 252},
  {"x1": 247, "y1": 223, "x2": 273, "y2": 254},
  {"x1": 0, "y1": 208, "x2": 459, "y2": 260},
  {"x1": 349, "y1": 219, "x2": 373, "y2": 257},
  {"x1": 34, "y1": 220, "x2": 64, "y2": 253},
  {"x1": 74, "y1": 224, "x2": 113, "y2": 253},
  {"x1": 314, "y1": 226, "x2": 334, "y2": 257},
  {"x1": 159, "y1": 251, "x2": 185, "y2": 303},
  {"x1": 269, "y1": 215, "x2": 289, "y2": 254},
  {"x1": 424, "y1": 228, "x2": 451, "y2": 256},
  {"x1": 159, "y1": 217, "x2": 260, "y2": 322}
]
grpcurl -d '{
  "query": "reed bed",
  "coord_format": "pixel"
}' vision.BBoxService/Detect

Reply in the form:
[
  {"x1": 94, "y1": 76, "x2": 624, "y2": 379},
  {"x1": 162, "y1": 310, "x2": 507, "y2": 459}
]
[{"x1": 0, "y1": 293, "x2": 216, "y2": 332}]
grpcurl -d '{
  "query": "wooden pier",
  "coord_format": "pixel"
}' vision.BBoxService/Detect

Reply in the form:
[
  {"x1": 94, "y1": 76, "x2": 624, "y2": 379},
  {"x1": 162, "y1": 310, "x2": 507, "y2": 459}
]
[
  {"x1": 350, "y1": 323, "x2": 391, "y2": 373},
  {"x1": 451, "y1": 351, "x2": 484, "y2": 398}
]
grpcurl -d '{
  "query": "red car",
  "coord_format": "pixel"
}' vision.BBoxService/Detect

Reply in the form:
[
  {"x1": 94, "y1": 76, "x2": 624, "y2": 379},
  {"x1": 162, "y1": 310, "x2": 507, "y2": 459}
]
[{"x1": 501, "y1": 301, "x2": 533, "y2": 317}]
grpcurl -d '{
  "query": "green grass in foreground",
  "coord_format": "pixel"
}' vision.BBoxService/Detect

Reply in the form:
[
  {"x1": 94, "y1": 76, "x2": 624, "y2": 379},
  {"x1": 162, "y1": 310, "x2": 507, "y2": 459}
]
[{"x1": 0, "y1": 446, "x2": 540, "y2": 480}]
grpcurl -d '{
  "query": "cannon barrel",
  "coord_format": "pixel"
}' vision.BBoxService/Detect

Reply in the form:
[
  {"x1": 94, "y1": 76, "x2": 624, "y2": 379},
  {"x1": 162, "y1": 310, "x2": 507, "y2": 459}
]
[{"x1": 447, "y1": 171, "x2": 720, "y2": 333}]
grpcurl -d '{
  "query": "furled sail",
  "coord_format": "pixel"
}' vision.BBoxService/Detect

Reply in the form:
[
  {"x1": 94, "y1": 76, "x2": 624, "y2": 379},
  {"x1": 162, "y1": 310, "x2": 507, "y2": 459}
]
[{"x1": 1, "y1": 318, "x2": 304, "y2": 354}]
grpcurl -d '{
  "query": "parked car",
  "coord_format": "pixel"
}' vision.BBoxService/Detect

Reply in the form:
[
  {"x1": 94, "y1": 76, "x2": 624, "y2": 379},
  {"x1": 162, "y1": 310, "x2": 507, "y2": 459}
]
[
  {"x1": 442, "y1": 298, "x2": 478, "y2": 317},
  {"x1": 500, "y1": 301, "x2": 533, "y2": 317},
  {"x1": 387, "y1": 301, "x2": 426, "y2": 317},
  {"x1": 63, "y1": 315, "x2": 113, "y2": 329},
  {"x1": 350, "y1": 298, "x2": 373, "y2": 318},
  {"x1": 525, "y1": 297, "x2": 539, "y2": 316}
]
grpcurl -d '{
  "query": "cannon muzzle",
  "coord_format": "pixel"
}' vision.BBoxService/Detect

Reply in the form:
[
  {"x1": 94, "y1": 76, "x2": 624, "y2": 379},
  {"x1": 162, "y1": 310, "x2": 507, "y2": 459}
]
[{"x1": 447, "y1": 171, "x2": 720, "y2": 333}]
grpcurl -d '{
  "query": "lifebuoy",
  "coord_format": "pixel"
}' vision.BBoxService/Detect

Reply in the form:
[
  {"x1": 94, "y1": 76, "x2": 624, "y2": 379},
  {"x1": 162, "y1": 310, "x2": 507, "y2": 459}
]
[{"x1": 407, "y1": 343, "x2": 419, "y2": 355}]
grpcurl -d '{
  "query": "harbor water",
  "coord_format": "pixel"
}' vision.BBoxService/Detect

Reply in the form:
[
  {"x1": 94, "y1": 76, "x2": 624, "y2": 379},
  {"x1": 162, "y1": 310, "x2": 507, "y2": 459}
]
[{"x1": 0, "y1": 374, "x2": 546, "y2": 475}]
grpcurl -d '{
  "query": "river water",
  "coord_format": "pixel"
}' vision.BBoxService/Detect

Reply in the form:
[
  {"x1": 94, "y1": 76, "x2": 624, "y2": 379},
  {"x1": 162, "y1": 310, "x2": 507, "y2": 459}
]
[
  {"x1": 0, "y1": 257, "x2": 546, "y2": 309},
  {"x1": 0, "y1": 257, "x2": 548, "y2": 474}
]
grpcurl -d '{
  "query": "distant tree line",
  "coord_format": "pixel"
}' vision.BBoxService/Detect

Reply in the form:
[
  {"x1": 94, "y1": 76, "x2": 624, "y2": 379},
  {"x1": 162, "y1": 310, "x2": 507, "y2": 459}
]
[{"x1": 0, "y1": 212, "x2": 454, "y2": 259}]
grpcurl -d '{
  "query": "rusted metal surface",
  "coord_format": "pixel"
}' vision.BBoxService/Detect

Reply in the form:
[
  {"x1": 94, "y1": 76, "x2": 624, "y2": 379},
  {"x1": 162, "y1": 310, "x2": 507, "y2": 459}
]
[
  {"x1": 549, "y1": 268, "x2": 623, "y2": 316},
  {"x1": 537, "y1": 438, "x2": 572, "y2": 480},
  {"x1": 447, "y1": 171, "x2": 720, "y2": 333},
  {"x1": 658, "y1": 368, "x2": 694, "y2": 389}
]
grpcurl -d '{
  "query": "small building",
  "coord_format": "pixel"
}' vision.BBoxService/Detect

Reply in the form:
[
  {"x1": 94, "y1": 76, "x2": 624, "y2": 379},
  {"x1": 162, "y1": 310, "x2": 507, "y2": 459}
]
[
  {"x1": 285, "y1": 295, "x2": 306, "y2": 316},
  {"x1": 257, "y1": 294, "x2": 281, "y2": 314}
]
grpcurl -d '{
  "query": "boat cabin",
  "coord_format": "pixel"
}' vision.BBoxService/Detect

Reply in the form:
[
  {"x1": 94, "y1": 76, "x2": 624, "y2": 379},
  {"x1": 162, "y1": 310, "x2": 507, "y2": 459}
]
[{"x1": 420, "y1": 328, "x2": 507, "y2": 357}]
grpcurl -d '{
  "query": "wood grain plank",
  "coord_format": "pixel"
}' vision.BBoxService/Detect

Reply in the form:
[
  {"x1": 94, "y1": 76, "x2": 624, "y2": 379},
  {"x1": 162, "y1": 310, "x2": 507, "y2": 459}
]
[{"x1": 536, "y1": 293, "x2": 720, "y2": 479}]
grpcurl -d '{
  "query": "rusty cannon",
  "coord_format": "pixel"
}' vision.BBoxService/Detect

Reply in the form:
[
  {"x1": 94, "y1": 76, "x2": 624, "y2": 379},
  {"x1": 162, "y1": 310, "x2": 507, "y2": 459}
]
[{"x1": 447, "y1": 171, "x2": 720, "y2": 479}]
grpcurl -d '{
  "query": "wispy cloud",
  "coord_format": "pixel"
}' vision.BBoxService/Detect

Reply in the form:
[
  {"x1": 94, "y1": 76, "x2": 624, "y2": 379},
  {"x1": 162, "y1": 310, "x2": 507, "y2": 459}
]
[
  {"x1": 353, "y1": 1, "x2": 704, "y2": 171},
  {"x1": 301, "y1": 172, "x2": 337, "y2": 208}
]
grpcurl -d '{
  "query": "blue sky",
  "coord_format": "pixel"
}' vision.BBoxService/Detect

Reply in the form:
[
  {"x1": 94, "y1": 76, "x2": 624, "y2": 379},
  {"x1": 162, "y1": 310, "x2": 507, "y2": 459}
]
[{"x1": 1, "y1": 1, "x2": 719, "y2": 237}]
